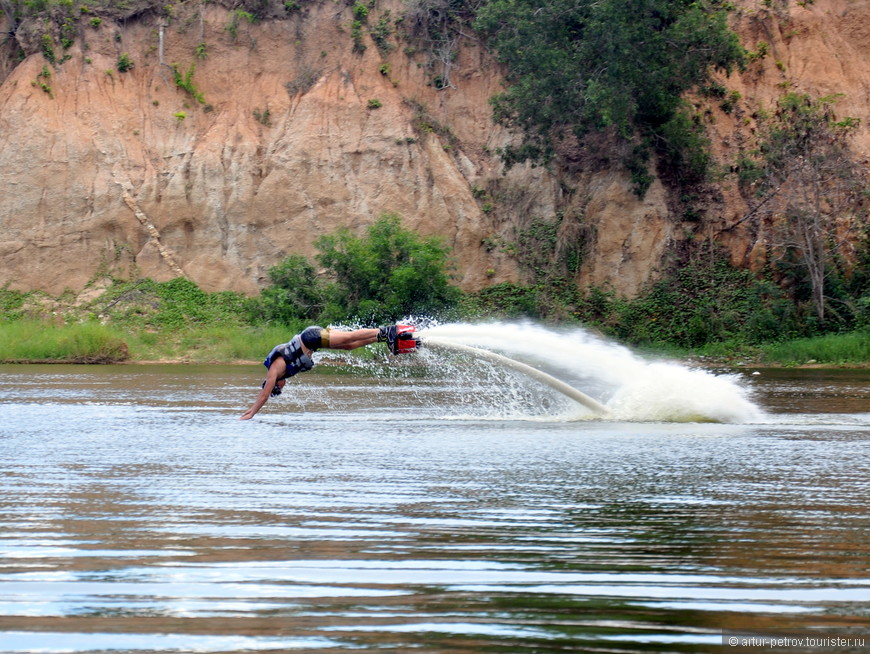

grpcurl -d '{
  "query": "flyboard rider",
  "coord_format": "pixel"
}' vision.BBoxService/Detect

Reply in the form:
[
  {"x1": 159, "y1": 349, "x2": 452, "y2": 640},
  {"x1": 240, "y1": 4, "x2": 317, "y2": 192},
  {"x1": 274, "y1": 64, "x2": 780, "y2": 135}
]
[{"x1": 240, "y1": 324, "x2": 420, "y2": 420}]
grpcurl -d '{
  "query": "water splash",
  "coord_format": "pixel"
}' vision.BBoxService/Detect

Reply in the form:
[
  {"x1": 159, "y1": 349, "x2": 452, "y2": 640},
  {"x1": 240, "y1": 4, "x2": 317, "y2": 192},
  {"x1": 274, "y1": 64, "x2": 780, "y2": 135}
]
[{"x1": 417, "y1": 322, "x2": 764, "y2": 424}]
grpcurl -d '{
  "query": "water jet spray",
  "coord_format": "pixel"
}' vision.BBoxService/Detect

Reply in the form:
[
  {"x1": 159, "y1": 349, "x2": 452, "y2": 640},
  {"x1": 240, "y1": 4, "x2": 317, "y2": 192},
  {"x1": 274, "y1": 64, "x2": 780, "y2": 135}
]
[
  {"x1": 407, "y1": 322, "x2": 764, "y2": 423},
  {"x1": 424, "y1": 336, "x2": 611, "y2": 416}
]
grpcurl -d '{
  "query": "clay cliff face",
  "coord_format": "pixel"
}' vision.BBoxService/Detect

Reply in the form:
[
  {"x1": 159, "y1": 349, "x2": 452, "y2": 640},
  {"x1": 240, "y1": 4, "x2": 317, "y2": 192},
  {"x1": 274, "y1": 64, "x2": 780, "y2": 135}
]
[
  {"x1": 705, "y1": 0, "x2": 870, "y2": 270},
  {"x1": 0, "y1": 0, "x2": 867, "y2": 297}
]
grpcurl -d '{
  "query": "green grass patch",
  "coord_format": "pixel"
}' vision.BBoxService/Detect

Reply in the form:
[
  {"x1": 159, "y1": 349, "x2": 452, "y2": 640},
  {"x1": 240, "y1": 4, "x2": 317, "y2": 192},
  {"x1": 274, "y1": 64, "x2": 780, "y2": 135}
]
[
  {"x1": 0, "y1": 321, "x2": 129, "y2": 363},
  {"x1": 0, "y1": 286, "x2": 29, "y2": 320},
  {"x1": 90, "y1": 278, "x2": 253, "y2": 331},
  {"x1": 758, "y1": 330, "x2": 870, "y2": 366},
  {"x1": 121, "y1": 324, "x2": 301, "y2": 363},
  {"x1": 0, "y1": 320, "x2": 310, "y2": 364}
]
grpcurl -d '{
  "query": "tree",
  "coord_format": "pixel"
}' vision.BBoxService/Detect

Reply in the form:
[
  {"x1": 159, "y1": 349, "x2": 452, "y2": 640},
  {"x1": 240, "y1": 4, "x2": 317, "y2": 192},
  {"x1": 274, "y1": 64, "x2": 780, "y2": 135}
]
[
  {"x1": 474, "y1": 0, "x2": 744, "y2": 172},
  {"x1": 258, "y1": 255, "x2": 326, "y2": 324},
  {"x1": 738, "y1": 93, "x2": 866, "y2": 324},
  {"x1": 315, "y1": 213, "x2": 461, "y2": 322},
  {"x1": 403, "y1": 0, "x2": 479, "y2": 90}
]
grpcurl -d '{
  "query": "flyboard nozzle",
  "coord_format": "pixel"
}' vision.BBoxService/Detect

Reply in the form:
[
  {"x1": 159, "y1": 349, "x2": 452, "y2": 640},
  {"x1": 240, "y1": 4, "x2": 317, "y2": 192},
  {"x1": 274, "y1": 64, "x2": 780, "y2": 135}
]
[{"x1": 395, "y1": 324, "x2": 422, "y2": 354}]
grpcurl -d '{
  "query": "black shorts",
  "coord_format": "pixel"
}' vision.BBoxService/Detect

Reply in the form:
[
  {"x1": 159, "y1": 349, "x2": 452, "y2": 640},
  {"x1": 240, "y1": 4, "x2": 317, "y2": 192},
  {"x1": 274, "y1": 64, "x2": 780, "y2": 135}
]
[{"x1": 300, "y1": 325, "x2": 330, "y2": 351}]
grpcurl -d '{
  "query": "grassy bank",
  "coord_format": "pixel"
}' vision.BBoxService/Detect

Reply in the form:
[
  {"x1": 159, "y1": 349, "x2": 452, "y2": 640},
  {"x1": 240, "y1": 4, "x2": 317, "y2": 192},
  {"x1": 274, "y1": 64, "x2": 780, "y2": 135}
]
[
  {"x1": 123, "y1": 324, "x2": 300, "y2": 363},
  {"x1": 2, "y1": 237, "x2": 867, "y2": 369},
  {"x1": 756, "y1": 331, "x2": 870, "y2": 367},
  {"x1": 0, "y1": 321, "x2": 130, "y2": 363},
  {"x1": 0, "y1": 321, "x2": 300, "y2": 365},
  {"x1": 647, "y1": 330, "x2": 870, "y2": 368},
  {"x1": 1, "y1": 319, "x2": 867, "y2": 368}
]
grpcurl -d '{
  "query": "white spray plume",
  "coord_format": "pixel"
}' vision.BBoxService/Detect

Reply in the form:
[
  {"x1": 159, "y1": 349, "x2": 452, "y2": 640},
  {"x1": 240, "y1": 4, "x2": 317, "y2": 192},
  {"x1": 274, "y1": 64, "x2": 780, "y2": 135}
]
[{"x1": 420, "y1": 322, "x2": 763, "y2": 423}]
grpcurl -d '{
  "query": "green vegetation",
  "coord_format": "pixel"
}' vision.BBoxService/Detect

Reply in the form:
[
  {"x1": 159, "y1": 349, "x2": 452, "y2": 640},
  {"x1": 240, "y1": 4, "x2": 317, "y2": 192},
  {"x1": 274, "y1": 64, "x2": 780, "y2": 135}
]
[
  {"x1": 122, "y1": 324, "x2": 296, "y2": 363},
  {"x1": 0, "y1": 2, "x2": 866, "y2": 368},
  {"x1": 92, "y1": 277, "x2": 251, "y2": 332},
  {"x1": 171, "y1": 63, "x2": 206, "y2": 105},
  {"x1": 0, "y1": 320, "x2": 303, "y2": 364},
  {"x1": 0, "y1": 278, "x2": 291, "y2": 363},
  {"x1": 253, "y1": 255, "x2": 324, "y2": 325},
  {"x1": 371, "y1": 11, "x2": 394, "y2": 53},
  {"x1": 352, "y1": 1, "x2": 368, "y2": 21},
  {"x1": 758, "y1": 331, "x2": 870, "y2": 367},
  {"x1": 41, "y1": 33, "x2": 56, "y2": 64},
  {"x1": 577, "y1": 254, "x2": 802, "y2": 348},
  {"x1": 474, "y1": 0, "x2": 744, "y2": 186},
  {"x1": 462, "y1": 238, "x2": 869, "y2": 366},
  {"x1": 311, "y1": 213, "x2": 462, "y2": 323},
  {"x1": 225, "y1": 9, "x2": 255, "y2": 41},
  {"x1": 0, "y1": 216, "x2": 462, "y2": 362},
  {"x1": 35, "y1": 65, "x2": 52, "y2": 96},
  {"x1": 0, "y1": 286, "x2": 28, "y2": 321},
  {"x1": 2, "y1": 233, "x2": 867, "y2": 366},
  {"x1": 0, "y1": 321, "x2": 129, "y2": 363},
  {"x1": 116, "y1": 52, "x2": 134, "y2": 72},
  {"x1": 351, "y1": 19, "x2": 366, "y2": 53},
  {"x1": 253, "y1": 107, "x2": 271, "y2": 125},
  {"x1": 734, "y1": 92, "x2": 866, "y2": 325}
]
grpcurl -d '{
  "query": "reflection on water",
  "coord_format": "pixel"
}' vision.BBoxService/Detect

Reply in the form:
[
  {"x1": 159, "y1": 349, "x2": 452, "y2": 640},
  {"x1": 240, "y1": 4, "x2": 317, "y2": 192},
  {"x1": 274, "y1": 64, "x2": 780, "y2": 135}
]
[{"x1": 0, "y1": 364, "x2": 868, "y2": 652}]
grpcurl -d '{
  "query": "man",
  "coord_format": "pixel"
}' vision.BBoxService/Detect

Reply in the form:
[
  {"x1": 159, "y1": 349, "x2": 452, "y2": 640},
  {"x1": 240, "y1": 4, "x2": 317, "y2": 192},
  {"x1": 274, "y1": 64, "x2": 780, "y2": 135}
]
[{"x1": 240, "y1": 324, "x2": 417, "y2": 420}]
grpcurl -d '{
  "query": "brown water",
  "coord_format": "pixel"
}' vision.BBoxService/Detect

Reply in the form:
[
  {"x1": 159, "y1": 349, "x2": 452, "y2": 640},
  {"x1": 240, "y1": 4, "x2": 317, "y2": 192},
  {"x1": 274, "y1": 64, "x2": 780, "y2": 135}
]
[{"x1": 0, "y1": 363, "x2": 868, "y2": 653}]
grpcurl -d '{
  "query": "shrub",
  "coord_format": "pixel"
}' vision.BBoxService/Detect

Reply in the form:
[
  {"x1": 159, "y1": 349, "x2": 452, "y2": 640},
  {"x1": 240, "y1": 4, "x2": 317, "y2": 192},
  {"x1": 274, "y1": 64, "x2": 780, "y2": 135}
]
[
  {"x1": 148, "y1": 278, "x2": 249, "y2": 330},
  {"x1": 371, "y1": 12, "x2": 394, "y2": 53},
  {"x1": 656, "y1": 106, "x2": 712, "y2": 186},
  {"x1": 315, "y1": 213, "x2": 461, "y2": 322},
  {"x1": 94, "y1": 278, "x2": 250, "y2": 331},
  {"x1": 286, "y1": 65, "x2": 322, "y2": 95},
  {"x1": 351, "y1": 19, "x2": 366, "y2": 53},
  {"x1": 117, "y1": 52, "x2": 134, "y2": 72},
  {"x1": 255, "y1": 255, "x2": 325, "y2": 324},
  {"x1": 469, "y1": 282, "x2": 537, "y2": 318},
  {"x1": 0, "y1": 286, "x2": 28, "y2": 321},
  {"x1": 352, "y1": 1, "x2": 369, "y2": 20},
  {"x1": 253, "y1": 108, "x2": 271, "y2": 125},
  {"x1": 171, "y1": 63, "x2": 205, "y2": 104},
  {"x1": 577, "y1": 253, "x2": 802, "y2": 347}
]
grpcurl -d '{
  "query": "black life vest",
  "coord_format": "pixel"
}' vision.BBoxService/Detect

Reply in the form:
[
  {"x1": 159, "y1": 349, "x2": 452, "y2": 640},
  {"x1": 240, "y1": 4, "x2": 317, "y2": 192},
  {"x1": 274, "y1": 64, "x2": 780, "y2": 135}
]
[{"x1": 263, "y1": 335, "x2": 314, "y2": 380}]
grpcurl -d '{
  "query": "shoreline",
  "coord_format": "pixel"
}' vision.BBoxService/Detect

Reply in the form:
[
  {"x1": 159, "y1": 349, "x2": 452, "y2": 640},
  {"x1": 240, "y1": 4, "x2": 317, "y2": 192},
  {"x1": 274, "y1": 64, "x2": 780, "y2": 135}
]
[
  {"x1": 2, "y1": 321, "x2": 867, "y2": 369},
  {"x1": 2, "y1": 356, "x2": 868, "y2": 370}
]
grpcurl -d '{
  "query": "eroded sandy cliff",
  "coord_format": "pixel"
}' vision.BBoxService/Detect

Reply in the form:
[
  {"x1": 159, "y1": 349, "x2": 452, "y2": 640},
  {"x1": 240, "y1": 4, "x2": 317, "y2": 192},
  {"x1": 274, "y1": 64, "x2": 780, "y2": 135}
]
[{"x1": 0, "y1": 0, "x2": 867, "y2": 297}]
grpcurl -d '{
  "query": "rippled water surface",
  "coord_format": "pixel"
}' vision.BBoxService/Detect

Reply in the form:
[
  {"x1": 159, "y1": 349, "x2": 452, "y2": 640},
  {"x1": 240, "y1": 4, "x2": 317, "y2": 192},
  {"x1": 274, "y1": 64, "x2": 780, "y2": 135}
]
[{"x1": 0, "y1": 363, "x2": 868, "y2": 653}]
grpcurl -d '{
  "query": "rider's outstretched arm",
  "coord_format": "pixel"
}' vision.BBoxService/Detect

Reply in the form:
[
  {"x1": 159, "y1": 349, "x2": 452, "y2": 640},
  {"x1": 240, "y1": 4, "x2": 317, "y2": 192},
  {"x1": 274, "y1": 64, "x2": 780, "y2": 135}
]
[{"x1": 240, "y1": 359, "x2": 286, "y2": 420}]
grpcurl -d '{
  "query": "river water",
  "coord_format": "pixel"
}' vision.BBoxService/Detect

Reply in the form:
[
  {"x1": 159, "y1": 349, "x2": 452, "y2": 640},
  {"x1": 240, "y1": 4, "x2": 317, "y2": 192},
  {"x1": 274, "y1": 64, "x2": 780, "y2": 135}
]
[{"x1": 0, "y1": 331, "x2": 869, "y2": 652}]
